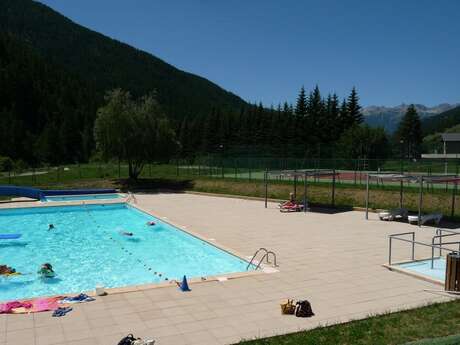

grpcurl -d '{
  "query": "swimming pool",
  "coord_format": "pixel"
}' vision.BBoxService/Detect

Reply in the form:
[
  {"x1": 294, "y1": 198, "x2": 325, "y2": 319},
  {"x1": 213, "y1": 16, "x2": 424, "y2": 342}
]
[
  {"x1": 44, "y1": 193, "x2": 123, "y2": 202},
  {"x1": 0, "y1": 203, "x2": 251, "y2": 301},
  {"x1": 396, "y1": 257, "x2": 446, "y2": 282}
]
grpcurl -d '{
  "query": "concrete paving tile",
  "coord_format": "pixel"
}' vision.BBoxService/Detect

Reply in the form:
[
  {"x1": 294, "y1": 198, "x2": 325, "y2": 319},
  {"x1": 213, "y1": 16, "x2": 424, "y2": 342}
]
[
  {"x1": 182, "y1": 330, "x2": 218, "y2": 344},
  {"x1": 149, "y1": 325, "x2": 180, "y2": 337},
  {"x1": 36, "y1": 332, "x2": 66, "y2": 345},
  {"x1": 64, "y1": 328, "x2": 95, "y2": 342},
  {"x1": 67, "y1": 338, "x2": 97, "y2": 345}
]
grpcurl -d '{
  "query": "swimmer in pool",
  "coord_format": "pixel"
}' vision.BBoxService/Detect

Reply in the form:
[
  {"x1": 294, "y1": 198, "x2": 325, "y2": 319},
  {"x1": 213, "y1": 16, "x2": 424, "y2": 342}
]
[
  {"x1": 119, "y1": 231, "x2": 133, "y2": 237},
  {"x1": 48, "y1": 224, "x2": 55, "y2": 231},
  {"x1": 147, "y1": 221, "x2": 155, "y2": 226},
  {"x1": 38, "y1": 263, "x2": 55, "y2": 278},
  {"x1": 0, "y1": 265, "x2": 16, "y2": 276}
]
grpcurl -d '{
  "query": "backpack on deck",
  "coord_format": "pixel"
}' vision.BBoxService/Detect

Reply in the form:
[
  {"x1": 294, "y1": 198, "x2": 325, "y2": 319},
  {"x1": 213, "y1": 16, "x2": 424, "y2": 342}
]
[
  {"x1": 295, "y1": 300, "x2": 314, "y2": 318},
  {"x1": 118, "y1": 334, "x2": 136, "y2": 345}
]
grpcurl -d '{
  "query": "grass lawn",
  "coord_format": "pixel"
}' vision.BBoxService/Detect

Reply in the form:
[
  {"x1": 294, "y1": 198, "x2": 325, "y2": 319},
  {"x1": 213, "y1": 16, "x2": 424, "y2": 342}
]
[
  {"x1": 1, "y1": 163, "x2": 459, "y2": 219},
  {"x1": 239, "y1": 300, "x2": 460, "y2": 345}
]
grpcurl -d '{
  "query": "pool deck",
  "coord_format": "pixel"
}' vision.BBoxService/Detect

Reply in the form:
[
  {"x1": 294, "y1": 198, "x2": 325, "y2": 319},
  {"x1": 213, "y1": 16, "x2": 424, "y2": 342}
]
[{"x1": 0, "y1": 193, "x2": 457, "y2": 345}]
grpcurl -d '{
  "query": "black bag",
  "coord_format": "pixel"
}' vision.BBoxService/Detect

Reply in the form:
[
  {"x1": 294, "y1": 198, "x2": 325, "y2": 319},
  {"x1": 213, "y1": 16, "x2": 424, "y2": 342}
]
[
  {"x1": 295, "y1": 300, "x2": 314, "y2": 317},
  {"x1": 117, "y1": 334, "x2": 136, "y2": 345}
]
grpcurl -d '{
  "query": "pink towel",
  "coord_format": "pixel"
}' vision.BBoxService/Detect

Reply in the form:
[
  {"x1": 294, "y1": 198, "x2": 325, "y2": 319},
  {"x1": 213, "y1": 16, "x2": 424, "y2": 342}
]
[
  {"x1": 0, "y1": 301, "x2": 32, "y2": 314},
  {"x1": 29, "y1": 297, "x2": 61, "y2": 313},
  {"x1": 0, "y1": 296, "x2": 63, "y2": 314}
]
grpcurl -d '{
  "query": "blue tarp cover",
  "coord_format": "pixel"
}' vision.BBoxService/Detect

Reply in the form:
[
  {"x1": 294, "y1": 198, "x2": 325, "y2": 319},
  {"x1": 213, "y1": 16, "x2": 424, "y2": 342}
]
[
  {"x1": 0, "y1": 186, "x2": 44, "y2": 200},
  {"x1": 42, "y1": 189, "x2": 117, "y2": 196}
]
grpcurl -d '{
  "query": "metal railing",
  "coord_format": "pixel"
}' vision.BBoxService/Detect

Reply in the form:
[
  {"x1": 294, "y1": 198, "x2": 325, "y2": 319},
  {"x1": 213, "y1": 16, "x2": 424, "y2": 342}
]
[
  {"x1": 431, "y1": 229, "x2": 460, "y2": 268},
  {"x1": 388, "y1": 231, "x2": 460, "y2": 266},
  {"x1": 389, "y1": 232, "x2": 415, "y2": 265},
  {"x1": 247, "y1": 247, "x2": 277, "y2": 270}
]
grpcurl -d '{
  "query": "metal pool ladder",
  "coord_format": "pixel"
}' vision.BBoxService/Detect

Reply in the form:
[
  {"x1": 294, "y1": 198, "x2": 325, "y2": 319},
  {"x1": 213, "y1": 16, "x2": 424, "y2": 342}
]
[
  {"x1": 126, "y1": 191, "x2": 137, "y2": 204},
  {"x1": 247, "y1": 247, "x2": 277, "y2": 270}
]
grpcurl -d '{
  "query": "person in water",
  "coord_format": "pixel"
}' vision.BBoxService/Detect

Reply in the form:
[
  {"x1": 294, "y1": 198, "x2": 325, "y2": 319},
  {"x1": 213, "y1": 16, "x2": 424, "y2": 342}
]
[
  {"x1": 0, "y1": 265, "x2": 16, "y2": 275},
  {"x1": 147, "y1": 221, "x2": 155, "y2": 226},
  {"x1": 48, "y1": 224, "x2": 55, "y2": 231},
  {"x1": 119, "y1": 231, "x2": 133, "y2": 237},
  {"x1": 38, "y1": 263, "x2": 55, "y2": 278}
]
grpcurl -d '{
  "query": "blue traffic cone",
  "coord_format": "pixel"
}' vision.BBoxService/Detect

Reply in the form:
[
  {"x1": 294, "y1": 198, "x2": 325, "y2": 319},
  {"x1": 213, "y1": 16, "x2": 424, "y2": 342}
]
[{"x1": 179, "y1": 275, "x2": 191, "y2": 292}]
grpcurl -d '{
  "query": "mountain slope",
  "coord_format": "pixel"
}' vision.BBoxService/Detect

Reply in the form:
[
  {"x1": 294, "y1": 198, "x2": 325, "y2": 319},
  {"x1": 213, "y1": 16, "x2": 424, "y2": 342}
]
[
  {"x1": 0, "y1": 32, "x2": 97, "y2": 163},
  {"x1": 0, "y1": 0, "x2": 246, "y2": 119},
  {"x1": 363, "y1": 103, "x2": 458, "y2": 133},
  {"x1": 422, "y1": 106, "x2": 460, "y2": 135}
]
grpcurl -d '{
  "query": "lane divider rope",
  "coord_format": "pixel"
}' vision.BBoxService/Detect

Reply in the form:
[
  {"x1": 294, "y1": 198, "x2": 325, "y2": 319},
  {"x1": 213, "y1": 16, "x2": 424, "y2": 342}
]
[{"x1": 81, "y1": 202, "x2": 169, "y2": 281}]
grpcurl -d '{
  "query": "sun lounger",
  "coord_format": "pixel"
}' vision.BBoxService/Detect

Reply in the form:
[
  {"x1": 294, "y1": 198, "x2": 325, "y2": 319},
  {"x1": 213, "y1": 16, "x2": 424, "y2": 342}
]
[
  {"x1": 378, "y1": 208, "x2": 408, "y2": 221},
  {"x1": 408, "y1": 213, "x2": 442, "y2": 225},
  {"x1": 280, "y1": 203, "x2": 305, "y2": 212}
]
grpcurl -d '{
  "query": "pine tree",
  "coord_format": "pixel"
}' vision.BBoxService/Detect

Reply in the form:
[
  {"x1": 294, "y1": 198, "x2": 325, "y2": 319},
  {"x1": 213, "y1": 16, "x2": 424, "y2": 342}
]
[
  {"x1": 347, "y1": 87, "x2": 363, "y2": 124},
  {"x1": 396, "y1": 104, "x2": 422, "y2": 159},
  {"x1": 337, "y1": 98, "x2": 349, "y2": 136},
  {"x1": 321, "y1": 93, "x2": 339, "y2": 143},
  {"x1": 294, "y1": 86, "x2": 308, "y2": 118}
]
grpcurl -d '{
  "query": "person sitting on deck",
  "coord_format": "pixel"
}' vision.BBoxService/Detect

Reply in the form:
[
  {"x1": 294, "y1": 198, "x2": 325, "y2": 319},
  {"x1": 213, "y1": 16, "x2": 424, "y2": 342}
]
[
  {"x1": 38, "y1": 263, "x2": 55, "y2": 278},
  {"x1": 279, "y1": 193, "x2": 296, "y2": 208}
]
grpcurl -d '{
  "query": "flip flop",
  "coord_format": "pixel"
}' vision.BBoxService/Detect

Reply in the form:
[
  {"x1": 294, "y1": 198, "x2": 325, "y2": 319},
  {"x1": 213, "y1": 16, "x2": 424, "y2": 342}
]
[{"x1": 52, "y1": 306, "x2": 73, "y2": 317}]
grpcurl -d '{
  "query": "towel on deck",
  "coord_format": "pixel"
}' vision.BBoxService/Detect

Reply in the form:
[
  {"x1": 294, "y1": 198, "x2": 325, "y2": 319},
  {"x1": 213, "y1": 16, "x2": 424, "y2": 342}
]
[
  {"x1": 0, "y1": 296, "x2": 63, "y2": 314},
  {"x1": 59, "y1": 293, "x2": 95, "y2": 304}
]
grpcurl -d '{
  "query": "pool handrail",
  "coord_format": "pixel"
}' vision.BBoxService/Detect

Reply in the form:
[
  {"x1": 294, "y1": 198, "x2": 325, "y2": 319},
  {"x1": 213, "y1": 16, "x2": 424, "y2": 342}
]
[
  {"x1": 431, "y1": 231, "x2": 460, "y2": 269},
  {"x1": 388, "y1": 231, "x2": 460, "y2": 266},
  {"x1": 247, "y1": 248, "x2": 277, "y2": 270},
  {"x1": 435, "y1": 228, "x2": 460, "y2": 257}
]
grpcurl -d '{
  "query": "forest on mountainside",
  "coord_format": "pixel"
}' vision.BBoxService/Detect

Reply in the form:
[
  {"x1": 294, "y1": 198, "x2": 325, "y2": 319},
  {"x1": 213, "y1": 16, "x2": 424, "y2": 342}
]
[
  {"x1": 422, "y1": 106, "x2": 460, "y2": 136},
  {"x1": 0, "y1": 33, "x2": 98, "y2": 165}
]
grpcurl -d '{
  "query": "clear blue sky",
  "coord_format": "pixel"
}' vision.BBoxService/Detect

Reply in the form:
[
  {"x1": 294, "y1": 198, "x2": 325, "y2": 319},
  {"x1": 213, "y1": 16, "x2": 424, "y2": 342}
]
[{"x1": 38, "y1": 0, "x2": 459, "y2": 107}]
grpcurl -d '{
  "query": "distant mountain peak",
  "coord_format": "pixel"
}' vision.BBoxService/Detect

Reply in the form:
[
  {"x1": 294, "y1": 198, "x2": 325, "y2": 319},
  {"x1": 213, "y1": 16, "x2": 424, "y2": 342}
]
[{"x1": 363, "y1": 103, "x2": 460, "y2": 133}]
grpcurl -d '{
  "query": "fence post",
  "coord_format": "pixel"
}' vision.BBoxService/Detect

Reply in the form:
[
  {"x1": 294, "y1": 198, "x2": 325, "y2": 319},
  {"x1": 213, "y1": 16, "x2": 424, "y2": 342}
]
[
  {"x1": 332, "y1": 168, "x2": 336, "y2": 207},
  {"x1": 248, "y1": 157, "x2": 252, "y2": 181},
  {"x1": 221, "y1": 158, "x2": 224, "y2": 179}
]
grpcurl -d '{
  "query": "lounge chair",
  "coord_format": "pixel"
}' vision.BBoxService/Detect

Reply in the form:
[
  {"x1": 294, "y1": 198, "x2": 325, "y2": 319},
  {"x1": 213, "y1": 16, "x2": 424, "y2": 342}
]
[
  {"x1": 378, "y1": 208, "x2": 408, "y2": 221},
  {"x1": 408, "y1": 213, "x2": 442, "y2": 225},
  {"x1": 280, "y1": 202, "x2": 305, "y2": 212}
]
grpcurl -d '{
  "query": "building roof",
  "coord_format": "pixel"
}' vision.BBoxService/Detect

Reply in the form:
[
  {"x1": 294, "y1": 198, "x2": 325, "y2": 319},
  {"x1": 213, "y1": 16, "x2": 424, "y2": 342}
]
[{"x1": 441, "y1": 133, "x2": 460, "y2": 142}]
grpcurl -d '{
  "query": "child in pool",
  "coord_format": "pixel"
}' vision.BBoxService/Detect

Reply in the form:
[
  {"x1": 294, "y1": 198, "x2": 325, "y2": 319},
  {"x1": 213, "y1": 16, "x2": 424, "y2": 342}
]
[
  {"x1": 0, "y1": 265, "x2": 16, "y2": 275},
  {"x1": 38, "y1": 263, "x2": 55, "y2": 278}
]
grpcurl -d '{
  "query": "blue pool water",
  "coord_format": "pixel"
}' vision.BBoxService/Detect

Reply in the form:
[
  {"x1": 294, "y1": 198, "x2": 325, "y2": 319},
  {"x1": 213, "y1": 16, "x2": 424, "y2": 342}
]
[
  {"x1": 44, "y1": 194, "x2": 122, "y2": 202},
  {"x1": 0, "y1": 203, "x2": 250, "y2": 301},
  {"x1": 397, "y1": 257, "x2": 446, "y2": 282}
]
